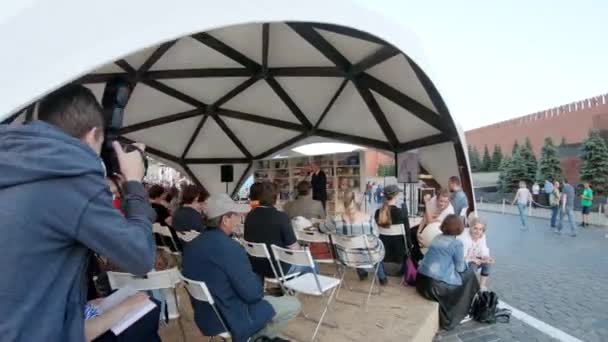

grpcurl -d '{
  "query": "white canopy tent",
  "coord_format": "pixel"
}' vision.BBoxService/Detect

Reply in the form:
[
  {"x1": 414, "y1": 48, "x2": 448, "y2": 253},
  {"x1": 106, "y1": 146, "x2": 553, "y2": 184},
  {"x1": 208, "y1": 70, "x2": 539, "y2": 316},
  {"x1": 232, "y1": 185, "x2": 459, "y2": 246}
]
[{"x1": 0, "y1": 0, "x2": 472, "y2": 201}]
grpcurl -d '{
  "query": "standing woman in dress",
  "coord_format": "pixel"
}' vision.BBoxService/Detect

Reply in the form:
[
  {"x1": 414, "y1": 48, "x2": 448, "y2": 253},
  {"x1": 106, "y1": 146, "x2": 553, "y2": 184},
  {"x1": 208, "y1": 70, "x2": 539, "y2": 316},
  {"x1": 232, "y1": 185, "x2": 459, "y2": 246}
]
[{"x1": 309, "y1": 162, "x2": 328, "y2": 210}]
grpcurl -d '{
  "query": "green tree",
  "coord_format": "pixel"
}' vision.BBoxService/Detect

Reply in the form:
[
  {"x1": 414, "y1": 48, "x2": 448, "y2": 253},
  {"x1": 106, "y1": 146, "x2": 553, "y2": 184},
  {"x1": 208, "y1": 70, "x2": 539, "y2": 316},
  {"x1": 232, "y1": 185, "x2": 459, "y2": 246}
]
[
  {"x1": 579, "y1": 130, "x2": 608, "y2": 195},
  {"x1": 468, "y1": 145, "x2": 481, "y2": 172},
  {"x1": 537, "y1": 137, "x2": 562, "y2": 183},
  {"x1": 481, "y1": 145, "x2": 492, "y2": 172},
  {"x1": 491, "y1": 145, "x2": 503, "y2": 171},
  {"x1": 518, "y1": 138, "x2": 538, "y2": 186},
  {"x1": 377, "y1": 164, "x2": 396, "y2": 177},
  {"x1": 511, "y1": 140, "x2": 520, "y2": 156},
  {"x1": 498, "y1": 156, "x2": 513, "y2": 192}
]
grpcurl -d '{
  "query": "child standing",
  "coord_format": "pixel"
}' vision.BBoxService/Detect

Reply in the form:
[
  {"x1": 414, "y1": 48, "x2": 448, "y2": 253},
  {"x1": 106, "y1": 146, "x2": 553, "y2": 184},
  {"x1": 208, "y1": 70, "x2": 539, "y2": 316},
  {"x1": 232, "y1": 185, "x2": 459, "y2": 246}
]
[{"x1": 458, "y1": 214, "x2": 494, "y2": 290}]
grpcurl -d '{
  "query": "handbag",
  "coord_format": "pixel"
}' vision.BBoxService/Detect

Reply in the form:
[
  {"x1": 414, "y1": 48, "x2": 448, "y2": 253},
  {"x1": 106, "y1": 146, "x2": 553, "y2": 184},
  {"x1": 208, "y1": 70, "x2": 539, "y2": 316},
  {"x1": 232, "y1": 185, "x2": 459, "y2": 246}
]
[{"x1": 402, "y1": 256, "x2": 417, "y2": 286}]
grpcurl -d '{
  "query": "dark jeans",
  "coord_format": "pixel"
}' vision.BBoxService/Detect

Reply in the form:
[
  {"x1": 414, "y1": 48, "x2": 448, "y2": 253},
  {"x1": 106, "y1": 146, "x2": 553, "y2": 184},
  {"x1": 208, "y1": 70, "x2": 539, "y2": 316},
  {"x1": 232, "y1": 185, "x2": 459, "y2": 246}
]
[{"x1": 550, "y1": 206, "x2": 559, "y2": 227}]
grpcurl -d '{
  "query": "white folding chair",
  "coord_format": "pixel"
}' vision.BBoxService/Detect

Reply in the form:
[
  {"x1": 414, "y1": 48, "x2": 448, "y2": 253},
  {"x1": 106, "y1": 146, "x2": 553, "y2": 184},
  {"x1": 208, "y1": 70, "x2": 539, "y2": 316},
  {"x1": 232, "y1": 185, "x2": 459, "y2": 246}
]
[
  {"x1": 107, "y1": 267, "x2": 185, "y2": 340},
  {"x1": 242, "y1": 240, "x2": 300, "y2": 294},
  {"x1": 330, "y1": 234, "x2": 385, "y2": 309},
  {"x1": 271, "y1": 245, "x2": 340, "y2": 341},
  {"x1": 176, "y1": 230, "x2": 200, "y2": 243},
  {"x1": 153, "y1": 223, "x2": 181, "y2": 256},
  {"x1": 179, "y1": 274, "x2": 234, "y2": 341},
  {"x1": 294, "y1": 230, "x2": 335, "y2": 264}
]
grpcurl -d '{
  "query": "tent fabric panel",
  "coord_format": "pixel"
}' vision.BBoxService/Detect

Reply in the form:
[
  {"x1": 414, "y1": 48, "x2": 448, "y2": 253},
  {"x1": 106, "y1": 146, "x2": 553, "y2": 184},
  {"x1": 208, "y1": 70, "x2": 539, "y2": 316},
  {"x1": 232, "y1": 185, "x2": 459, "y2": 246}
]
[
  {"x1": 150, "y1": 37, "x2": 242, "y2": 71},
  {"x1": 159, "y1": 77, "x2": 250, "y2": 105},
  {"x1": 123, "y1": 83, "x2": 196, "y2": 126},
  {"x1": 187, "y1": 117, "x2": 246, "y2": 158},
  {"x1": 268, "y1": 23, "x2": 334, "y2": 67},
  {"x1": 223, "y1": 117, "x2": 301, "y2": 156},
  {"x1": 314, "y1": 28, "x2": 384, "y2": 64},
  {"x1": 189, "y1": 163, "x2": 249, "y2": 195},
  {"x1": 417, "y1": 142, "x2": 459, "y2": 188},
  {"x1": 207, "y1": 23, "x2": 263, "y2": 65},
  {"x1": 124, "y1": 116, "x2": 200, "y2": 157}
]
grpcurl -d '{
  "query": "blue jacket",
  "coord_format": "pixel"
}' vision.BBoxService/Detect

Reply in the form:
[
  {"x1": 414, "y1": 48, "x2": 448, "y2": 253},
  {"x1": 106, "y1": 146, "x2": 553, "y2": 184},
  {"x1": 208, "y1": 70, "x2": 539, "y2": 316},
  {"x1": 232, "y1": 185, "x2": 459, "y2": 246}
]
[
  {"x1": 0, "y1": 121, "x2": 156, "y2": 341},
  {"x1": 182, "y1": 228, "x2": 274, "y2": 342},
  {"x1": 417, "y1": 235, "x2": 466, "y2": 286}
]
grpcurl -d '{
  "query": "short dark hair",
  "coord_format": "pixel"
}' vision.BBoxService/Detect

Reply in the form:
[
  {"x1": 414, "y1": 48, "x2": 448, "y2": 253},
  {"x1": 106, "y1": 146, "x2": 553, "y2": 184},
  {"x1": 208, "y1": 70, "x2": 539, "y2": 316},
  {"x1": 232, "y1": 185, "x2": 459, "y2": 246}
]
[
  {"x1": 181, "y1": 185, "x2": 210, "y2": 205},
  {"x1": 296, "y1": 181, "x2": 311, "y2": 196},
  {"x1": 38, "y1": 84, "x2": 104, "y2": 139},
  {"x1": 148, "y1": 185, "x2": 165, "y2": 199},
  {"x1": 440, "y1": 214, "x2": 464, "y2": 236},
  {"x1": 249, "y1": 182, "x2": 264, "y2": 201},
  {"x1": 258, "y1": 181, "x2": 277, "y2": 206},
  {"x1": 448, "y1": 176, "x2": 461, "y2": 186}
]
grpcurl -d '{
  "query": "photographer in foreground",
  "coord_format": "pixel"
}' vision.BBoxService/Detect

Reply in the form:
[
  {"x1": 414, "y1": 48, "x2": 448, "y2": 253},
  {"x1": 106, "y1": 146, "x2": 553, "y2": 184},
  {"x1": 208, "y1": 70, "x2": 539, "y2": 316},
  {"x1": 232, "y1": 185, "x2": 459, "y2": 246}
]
[{"x1": 0, "y1": 85, "x2": 156, "y2": 341}]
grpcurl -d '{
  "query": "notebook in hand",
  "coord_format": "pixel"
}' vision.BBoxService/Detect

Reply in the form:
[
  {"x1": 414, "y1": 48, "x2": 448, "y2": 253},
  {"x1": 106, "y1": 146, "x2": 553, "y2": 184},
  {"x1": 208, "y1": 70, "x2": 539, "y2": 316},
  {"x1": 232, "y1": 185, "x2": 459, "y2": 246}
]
[{"x1": 97, "y1": 287, "x2": 157, "y2": 335}]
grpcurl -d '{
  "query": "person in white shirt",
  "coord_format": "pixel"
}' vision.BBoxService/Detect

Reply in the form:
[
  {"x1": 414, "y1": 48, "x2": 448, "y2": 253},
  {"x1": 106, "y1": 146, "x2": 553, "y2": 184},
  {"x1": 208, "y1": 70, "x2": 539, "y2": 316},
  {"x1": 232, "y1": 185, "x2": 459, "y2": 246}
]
[
  {"x1": 511, "y1": 181, "x2": 532, "y2": 230},
  {"x1": 458, "y1": 214, "x2": 494, "y2": 290},
  {"x1": 531, "y1": 182, "x2": 540, "y2": 208},
  {"x1": 417, "y1": 189, "x2": 455, "y2": 252}
]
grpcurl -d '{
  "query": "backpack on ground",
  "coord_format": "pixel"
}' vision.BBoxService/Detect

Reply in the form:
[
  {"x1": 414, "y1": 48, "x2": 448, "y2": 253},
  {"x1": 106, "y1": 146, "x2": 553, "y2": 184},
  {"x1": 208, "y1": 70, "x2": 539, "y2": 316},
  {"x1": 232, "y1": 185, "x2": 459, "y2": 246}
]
[{"x1": 470, "y1": 291, "x2": 499, "y2": 323}]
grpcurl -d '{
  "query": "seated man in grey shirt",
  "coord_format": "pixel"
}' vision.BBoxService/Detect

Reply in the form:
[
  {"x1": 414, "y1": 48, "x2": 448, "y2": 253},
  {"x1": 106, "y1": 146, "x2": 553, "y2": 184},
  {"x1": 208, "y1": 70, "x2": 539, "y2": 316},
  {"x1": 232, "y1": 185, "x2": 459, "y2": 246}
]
[
  {"x1": 284, "y1": 181, "x2": 325, "y2": 219},
  {"x1": 449, "y1": 176, "x2": 469, "y2": 217}
]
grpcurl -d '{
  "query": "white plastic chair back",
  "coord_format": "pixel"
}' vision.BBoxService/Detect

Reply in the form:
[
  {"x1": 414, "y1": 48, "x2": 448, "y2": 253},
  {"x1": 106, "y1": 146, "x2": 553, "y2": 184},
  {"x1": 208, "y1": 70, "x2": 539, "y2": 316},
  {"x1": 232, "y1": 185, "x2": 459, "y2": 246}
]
[
  {"x1": 179, "y1": 274, "x2": 231, "y2": 337},
  {"x1": 176, "y1": 230, "x2": 200, "y2": 242},
  {"x1": 295, "y1": 229, "x2": 330, "y2": 243},
  {"x1": 242, "y1": 241, "x2": 272, "y2": 259},
  {"x1": 270, "y1": 245, "x2": 315, "y2": 268},
  {"x1": 107, "y1": 267, "x2": 180, "y2": 291}
]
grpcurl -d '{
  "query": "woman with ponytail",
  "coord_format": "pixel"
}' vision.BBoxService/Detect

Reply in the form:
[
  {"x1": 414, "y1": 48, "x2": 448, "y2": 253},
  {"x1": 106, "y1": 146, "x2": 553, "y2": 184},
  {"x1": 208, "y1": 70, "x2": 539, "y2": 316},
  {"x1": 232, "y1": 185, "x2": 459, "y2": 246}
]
[
  {"x1": 320, "y1": 191, "x2": 387, "y2": 285},
  {"x1": 374, "y1": 185, "x2": 408, "y2": 272}
]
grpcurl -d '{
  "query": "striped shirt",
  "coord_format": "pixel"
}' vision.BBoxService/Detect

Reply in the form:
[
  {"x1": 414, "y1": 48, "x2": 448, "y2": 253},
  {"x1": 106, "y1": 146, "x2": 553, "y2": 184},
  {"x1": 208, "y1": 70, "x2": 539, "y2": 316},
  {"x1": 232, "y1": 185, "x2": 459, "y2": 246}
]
[{"x1": 320, "y1": 214, "x2": 384, "y2": 266}]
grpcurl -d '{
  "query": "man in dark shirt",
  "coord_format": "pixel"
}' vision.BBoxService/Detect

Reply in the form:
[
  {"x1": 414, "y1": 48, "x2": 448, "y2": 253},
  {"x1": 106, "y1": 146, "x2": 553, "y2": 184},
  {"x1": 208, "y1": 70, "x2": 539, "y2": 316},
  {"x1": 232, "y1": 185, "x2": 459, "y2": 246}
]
[
  {"x1": 149, "y1": 184, "x2": 170, "y2": 226},
  {"x1": 309, "y1": 163, "x2": 327, "y2": 210},
  {"x1": 244, "y1": 182, "x2": 316, "y2": 281},
  {"x1": 172, "y1": 184, "x2": 208, "y2": 232}
]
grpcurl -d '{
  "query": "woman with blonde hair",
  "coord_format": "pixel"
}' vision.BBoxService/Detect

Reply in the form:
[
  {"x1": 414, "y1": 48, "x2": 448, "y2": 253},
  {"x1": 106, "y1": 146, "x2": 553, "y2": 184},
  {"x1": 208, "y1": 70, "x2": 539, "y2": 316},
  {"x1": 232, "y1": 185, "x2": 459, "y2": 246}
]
[{"x1": 320, "y1": 191, "x2": 387, "y2": 285}]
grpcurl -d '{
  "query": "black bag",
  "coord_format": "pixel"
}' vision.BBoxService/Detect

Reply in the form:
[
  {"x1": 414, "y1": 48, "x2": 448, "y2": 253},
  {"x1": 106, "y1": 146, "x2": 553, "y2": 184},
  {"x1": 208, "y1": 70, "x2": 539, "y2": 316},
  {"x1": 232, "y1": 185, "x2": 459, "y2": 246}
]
[{"x1": 470, "y1": 291, "x2": 499, "y2": 324}]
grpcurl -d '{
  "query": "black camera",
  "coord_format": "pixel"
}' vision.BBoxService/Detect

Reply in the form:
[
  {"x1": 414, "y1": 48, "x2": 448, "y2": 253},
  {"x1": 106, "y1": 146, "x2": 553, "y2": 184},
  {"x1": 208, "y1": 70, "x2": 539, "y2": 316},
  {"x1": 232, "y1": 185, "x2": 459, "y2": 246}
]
[{"x1": 100, "y1": 77, "x2": 148, "y2": 177}]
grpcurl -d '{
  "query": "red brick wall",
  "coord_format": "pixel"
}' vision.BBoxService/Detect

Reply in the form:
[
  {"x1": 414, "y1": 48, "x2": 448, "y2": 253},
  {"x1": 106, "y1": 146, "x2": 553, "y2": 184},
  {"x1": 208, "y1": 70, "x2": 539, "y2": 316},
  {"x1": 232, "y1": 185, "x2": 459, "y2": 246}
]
[
  {"x1": 364, "y1": 150, "x2": 394, "y2": 177},
  {"x1": 466, "y1": 94, "x2": 608, "y2": 157}
]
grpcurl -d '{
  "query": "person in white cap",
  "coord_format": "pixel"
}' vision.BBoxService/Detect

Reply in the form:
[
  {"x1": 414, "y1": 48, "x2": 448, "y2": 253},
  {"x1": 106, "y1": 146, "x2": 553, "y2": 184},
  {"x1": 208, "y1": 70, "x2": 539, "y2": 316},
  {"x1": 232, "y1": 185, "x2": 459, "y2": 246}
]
[{"x1": 182, "y1": 193, "x2": 300, "y2": 341}]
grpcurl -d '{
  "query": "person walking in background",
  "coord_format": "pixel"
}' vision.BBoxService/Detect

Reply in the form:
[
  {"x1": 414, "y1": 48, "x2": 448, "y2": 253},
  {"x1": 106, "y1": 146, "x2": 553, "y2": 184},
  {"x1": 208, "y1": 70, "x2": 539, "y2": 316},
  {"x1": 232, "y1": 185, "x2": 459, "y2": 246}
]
[
  {"x1": 556, "y1": 179, "x2": 577, "y2": 237},
  {"x1": 549, "y1": 181, "x2": 561, "y2": 228},
  {"x1": 580, "y1": 182, "x2": 593, "y2": 227},
  {"x1": 365, "y1": 181, "x2": 373, "y2": 203},
  {"x1": 309, "y1": 162, "x2": 327, "y2": 210},
  {"x1": 512, "y1": 181, "x2": 532, "y2": 230},
  {"x1": 375, "y1": 184, "x2": 383, "y2": 203},
  {"x1": 448, "y1": 176, "x2": 469, "y2": 217},
  {"x1": 532, "y1": 182, "x2": 540, "y2": 208},
  {"x1": 544, "y1": 180, "x2": 554, "y2": 206}
]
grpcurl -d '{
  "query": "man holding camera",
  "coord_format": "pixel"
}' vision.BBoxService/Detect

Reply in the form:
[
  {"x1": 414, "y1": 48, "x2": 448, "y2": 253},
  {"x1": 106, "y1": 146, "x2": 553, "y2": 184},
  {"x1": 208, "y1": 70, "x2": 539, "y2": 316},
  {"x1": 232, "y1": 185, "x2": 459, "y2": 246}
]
[{"x1": 0, "y1": 85, "x2": 156, "y2": 341}]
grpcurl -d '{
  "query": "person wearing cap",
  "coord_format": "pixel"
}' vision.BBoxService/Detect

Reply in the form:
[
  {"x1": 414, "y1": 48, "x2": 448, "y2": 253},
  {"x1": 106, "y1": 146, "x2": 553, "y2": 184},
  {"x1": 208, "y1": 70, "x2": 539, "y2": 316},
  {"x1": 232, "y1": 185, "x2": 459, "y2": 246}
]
[{"x1": 182, "y1": 193, "x2": 300, "y2": 341}]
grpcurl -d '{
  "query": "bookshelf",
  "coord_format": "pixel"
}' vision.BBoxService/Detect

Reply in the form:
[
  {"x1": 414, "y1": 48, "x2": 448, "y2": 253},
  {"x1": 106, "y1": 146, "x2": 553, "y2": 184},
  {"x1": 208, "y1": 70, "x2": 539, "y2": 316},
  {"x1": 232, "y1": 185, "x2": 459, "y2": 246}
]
[{"x1": 253, "y1": 151, "x2": 366, "y2": 215}]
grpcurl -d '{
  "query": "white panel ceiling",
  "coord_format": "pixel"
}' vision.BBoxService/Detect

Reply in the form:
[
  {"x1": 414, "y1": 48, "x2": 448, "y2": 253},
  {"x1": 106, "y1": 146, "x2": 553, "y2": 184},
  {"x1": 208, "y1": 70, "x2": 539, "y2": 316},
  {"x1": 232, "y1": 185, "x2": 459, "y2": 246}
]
[
  {"x1": 417, "y1": 142, "x2": 458, "y2": 188},
  {"x1": 84, "y1": 83, "x2": 105, "y2": 103},
  {"x1": 125, "y1": 116, "x2": 200, "y2": 157},
  {"x1": 221, "y1": 80, "x2": 299, "y2": 123},
  {"x1": 268, "y1": 23, "x2": 334, "y2": 67},
  {"x1": 275, "y1": 77, "x2": 344, "y2": 125},
  {"x1": 189, "y1": 163, "x2": 249, "y2": 195},
  {"x1": 91, "y1": 63, "x2": 124, "y2": 74},
  {"x1": 367, "y1": 54, "x2": 438, "y2": 113},
  {"x1": 208, "y1": 23, "x2": 262, "y2": 65},
  {"x1": 187, "y1": 117, "x2": 245, "y2": 158},
  {"x1": 160, "y1": 77, "x2": 249, "y2": 104},
  {"x1": 124, "y1": 83, "x2": 195, "y2": 126},
  {"x1": 124, "y1": 44, "x2": 159, "y2": 70},
  {"x1": 319, "y1": 82, "x2": 387, "y2": 142},
  {"x1": 223, "y1": 117, "x2": 300, "y2": 156},
  {"x1": 150, "y1": 37, "x2": 242, "y2": 70},
  {"x1": 315, "y1": 28, "x2": 384, "y2": 64},
  {"x1": 372, "y1": 90, "x2": 440, "y2": 142}
]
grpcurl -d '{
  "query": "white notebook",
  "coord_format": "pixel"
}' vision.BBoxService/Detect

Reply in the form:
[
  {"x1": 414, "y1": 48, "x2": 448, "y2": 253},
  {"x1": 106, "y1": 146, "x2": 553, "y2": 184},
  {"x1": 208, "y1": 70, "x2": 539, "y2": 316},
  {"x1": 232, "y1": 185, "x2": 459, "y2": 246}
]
[{"x1": 97, "y1": 287, "x2": 157, "y2": 335}]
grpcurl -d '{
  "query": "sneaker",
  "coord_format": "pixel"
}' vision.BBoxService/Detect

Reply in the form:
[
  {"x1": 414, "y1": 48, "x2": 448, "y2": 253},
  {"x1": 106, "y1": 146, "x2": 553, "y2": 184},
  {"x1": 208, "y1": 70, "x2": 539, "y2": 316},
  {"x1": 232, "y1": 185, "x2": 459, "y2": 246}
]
[
  {"x1": 358, "y1": 272, "x2": 369, "y2": 281},
  {"x1": 553, "y1": 229, "x2": 561, "y2": 235},
  {"x1": 570, "y1": 234, "x2": 577, "y2": 237},
  {"x1": 379, "y1": 277, "x2": 388, "y2": 286}
]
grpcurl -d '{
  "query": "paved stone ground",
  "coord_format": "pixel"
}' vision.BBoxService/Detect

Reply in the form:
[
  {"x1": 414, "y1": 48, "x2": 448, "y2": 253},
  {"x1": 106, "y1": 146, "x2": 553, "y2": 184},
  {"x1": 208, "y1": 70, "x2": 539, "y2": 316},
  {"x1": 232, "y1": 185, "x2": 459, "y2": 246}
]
[{"x1": 435, "y1": 211, "x2": 608, "y2": 342}]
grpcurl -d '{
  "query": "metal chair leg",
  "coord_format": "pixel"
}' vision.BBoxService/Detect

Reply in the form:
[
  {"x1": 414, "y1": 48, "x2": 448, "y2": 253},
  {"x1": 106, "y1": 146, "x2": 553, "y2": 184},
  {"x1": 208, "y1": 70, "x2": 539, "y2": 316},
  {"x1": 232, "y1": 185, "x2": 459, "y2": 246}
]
[
  {"x1": 365, "y1": 263, "x2": 381, "y2": 311},
  {"x1": 311, "y1": 286, "x2": 338, "y2": 341}
]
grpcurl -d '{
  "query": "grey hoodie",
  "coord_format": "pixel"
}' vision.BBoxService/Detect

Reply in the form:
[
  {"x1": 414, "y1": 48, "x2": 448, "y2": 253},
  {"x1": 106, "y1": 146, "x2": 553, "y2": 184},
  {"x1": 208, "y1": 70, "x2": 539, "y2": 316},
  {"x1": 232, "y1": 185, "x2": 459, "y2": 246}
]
[{"x1": 0, "y1": 121, "x2": 156, "y2": 341}]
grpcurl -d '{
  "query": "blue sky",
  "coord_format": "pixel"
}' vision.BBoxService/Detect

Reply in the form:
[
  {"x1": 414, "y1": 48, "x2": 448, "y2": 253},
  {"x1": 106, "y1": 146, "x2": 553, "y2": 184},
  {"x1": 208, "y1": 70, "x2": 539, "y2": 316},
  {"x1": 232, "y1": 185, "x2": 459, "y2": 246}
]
[{"x1": 360, "y1": 0, "x2": 608, "y2": 130}]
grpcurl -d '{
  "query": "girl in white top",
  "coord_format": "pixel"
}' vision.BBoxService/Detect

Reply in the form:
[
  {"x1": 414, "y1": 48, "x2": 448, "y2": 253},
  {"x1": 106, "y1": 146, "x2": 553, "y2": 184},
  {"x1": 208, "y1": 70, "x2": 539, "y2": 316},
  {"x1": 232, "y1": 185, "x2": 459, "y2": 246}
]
[
  {"x1": 511, "y1": 181, "x2": 532, "y2": 229},
  {"x1": 458, "y1": 213, "x2": 494, "y2": 290}
]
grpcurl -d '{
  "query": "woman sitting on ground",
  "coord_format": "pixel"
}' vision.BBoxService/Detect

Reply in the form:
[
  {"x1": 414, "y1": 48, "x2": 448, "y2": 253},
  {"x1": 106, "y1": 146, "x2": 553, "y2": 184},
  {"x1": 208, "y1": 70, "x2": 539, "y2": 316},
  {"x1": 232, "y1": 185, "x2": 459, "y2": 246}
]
[
  {"x1": 458, "y1": 213, "x2": 494, "y2": 291},
  {"x1": 416, "y1": 214, "x2": 480, "y2": 330},
  {"x1": 321, "y1": 191, "x2": 387, "y2": 285},
  {"x1": 375, "y1": 184, "x2": 409, "y2": 275}
]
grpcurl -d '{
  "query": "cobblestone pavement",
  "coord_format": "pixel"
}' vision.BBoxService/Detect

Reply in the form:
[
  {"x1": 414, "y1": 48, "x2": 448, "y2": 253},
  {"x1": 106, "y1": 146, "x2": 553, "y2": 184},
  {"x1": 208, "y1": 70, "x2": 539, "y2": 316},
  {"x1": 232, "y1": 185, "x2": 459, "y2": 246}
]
[{"x1": 436, "y1": 211, "x2": 608, "y2": 342}]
